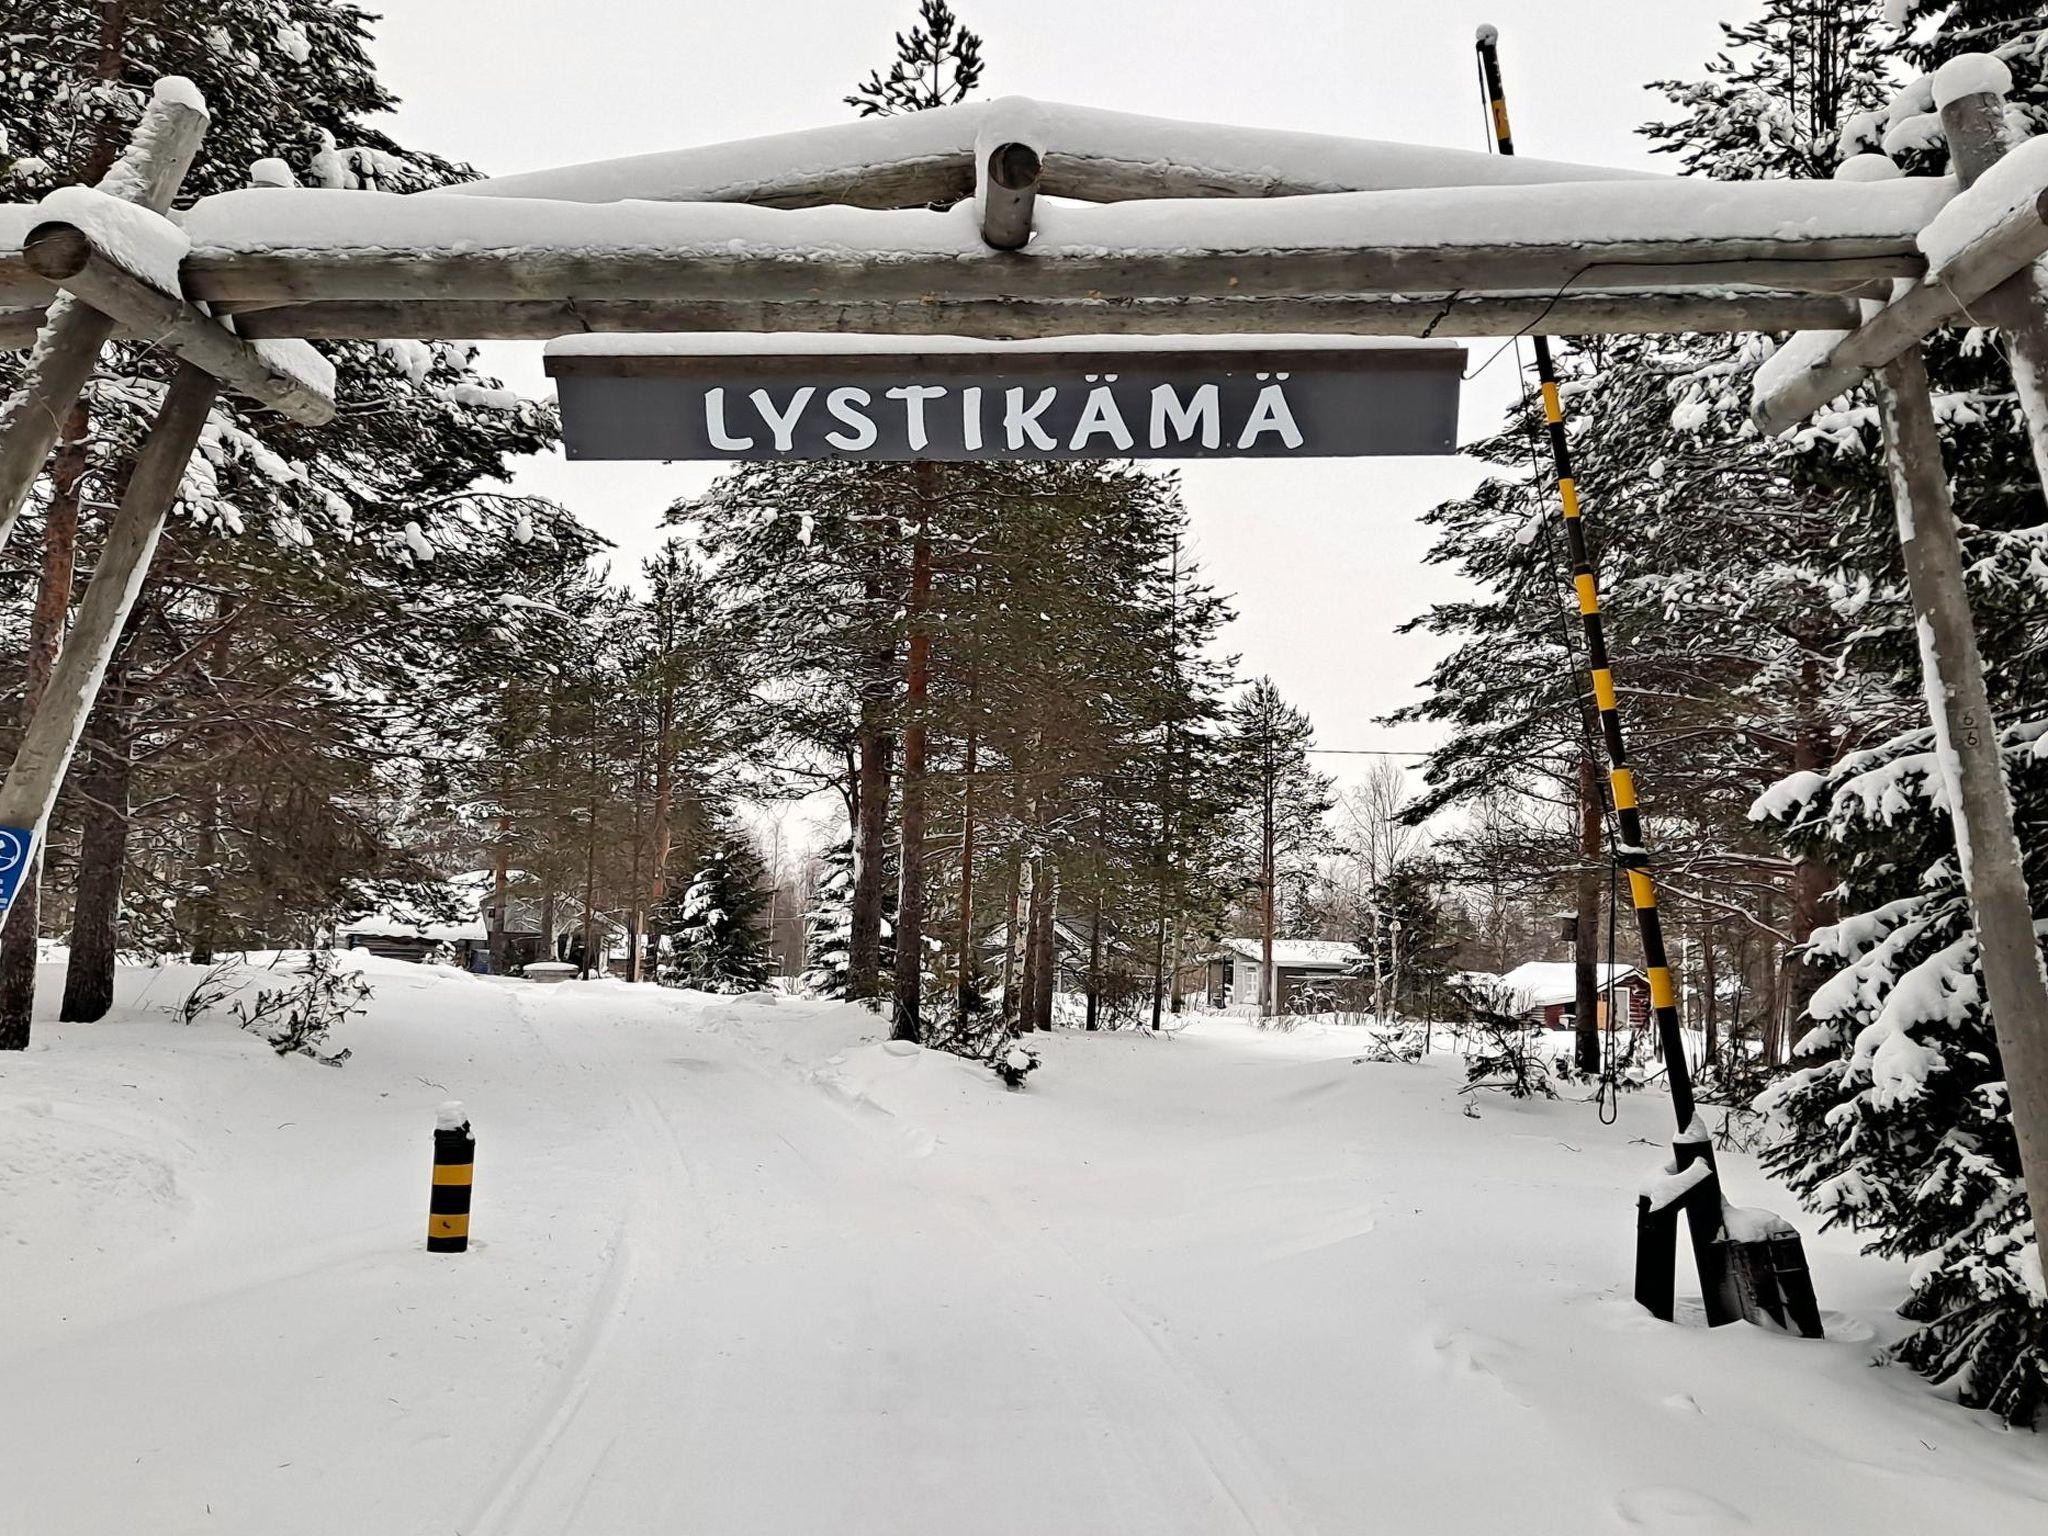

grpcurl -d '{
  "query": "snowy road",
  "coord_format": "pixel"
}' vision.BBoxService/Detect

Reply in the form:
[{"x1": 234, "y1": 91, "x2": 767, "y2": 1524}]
[{"x1": 4, "y1": 959, "x2": 2046, "y2": 1535}]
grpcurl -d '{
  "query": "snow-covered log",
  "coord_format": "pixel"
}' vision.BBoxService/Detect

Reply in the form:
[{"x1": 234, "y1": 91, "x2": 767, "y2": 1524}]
[
  {"x1": 0, "y1": 172, "x2": 1936, "y2": 323},
  {"x1": 453, "y1": 96, "x2": 1659, "y2": 208},
  {"x1": 22, "y1": 223, "x2": 334, "y2": 425},
  {"x1": 975, "y1": 99, "x2": 1047, "y2": 251}
]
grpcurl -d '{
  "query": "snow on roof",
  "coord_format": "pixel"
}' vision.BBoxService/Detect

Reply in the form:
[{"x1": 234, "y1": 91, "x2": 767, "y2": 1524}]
[
  {"x1": 1221, "y1": 937, "x2": 1361, "y2": 968},
  {"x1": 1492, "y1": 961, "x2": 1644, "y2": 1008},
  {"x1": 455, "y1": 96, "x2": 1659, "y2": 206},
  {"x1": 150, "y1": 173, "x2": 1951, "y2": 271},
  {"x1": 544, "y1": 332, "x2": 1463, "y2": 359},
  {"x1": 340, "y1": 908, "x2": 487, "y2": 943}
]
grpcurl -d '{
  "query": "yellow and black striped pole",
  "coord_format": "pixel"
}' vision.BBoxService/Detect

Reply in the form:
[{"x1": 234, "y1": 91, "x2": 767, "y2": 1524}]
[
  {"x1": 1476, "y1": 27, "x2": 1697, "y2": 1132},
  {"x1": 429, "y1": 1101, "x2": 474, "y2": 1253}
]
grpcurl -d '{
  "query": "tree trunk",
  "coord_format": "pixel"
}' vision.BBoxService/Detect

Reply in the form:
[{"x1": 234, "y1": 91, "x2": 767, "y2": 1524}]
[
  {"x1": 540, "y1": 891, "x2": 557, "y2": 962},
  {"x1": 1086, "y1": 893, "x2": 1102, "y2": 1031},
  {"x1": 955, "y1": 711, "x2": 978, "y2": 1023},
  {"x1": 1260, "y1": 773, "x2": 1277, "y2": 1017},
  {"x1": 1151, "y1": 906, "x2": 1167, "y2": 1031},
  {"x1": 59, "y1": 704, "x2": 133, "y2": 1023},
  {"x1": 187, "y1": 772, "x2": 221, "y2": 965},
  {"x1": 998, "y1": 854, "x2": 1021, "y2": 1023},
  {"x1": 1030, "y1": 866, "x2": 1059, "y2": 1031},
  {"x1": 0, "y1": 401, "x2": 87, "y2": 1048},
  {"x1": 848, "y1": 544, "x2": 895, "y2": 1004},
  {"x1": 579, "y1": 751, "x2": 600, "y2": 978},
  {"x1": 1784, "y1": 653, "x2": 1835, "y2": 1037},
  {"x1": 1573, "y1": 754, "x2": 1602, "y2": 1073},
  {"x1": 891, "y1": 483, "x2": 933, "y2": 1042},
  {"x1": 489, "y1": 819, "x2": 509, "y2": 973},
  {"x1": 956, "y1": 594, "x2": 981, "y2": 1024},
  {"x1": 1015, "y1": 856, "x2": 1044, "y2": 1032},
  {"x1": 1700, "y1": 929, "x2": 1718, "y2": 1071}
]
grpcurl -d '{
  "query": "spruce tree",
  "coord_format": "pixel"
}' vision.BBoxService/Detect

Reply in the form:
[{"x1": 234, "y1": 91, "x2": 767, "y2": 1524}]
[
  {"x1": 1748, "y1": 1, "x2": 2048, "y2": 1428},
  {"x1": 658, "y1": 827, "x2": 772, "y2": 994}
]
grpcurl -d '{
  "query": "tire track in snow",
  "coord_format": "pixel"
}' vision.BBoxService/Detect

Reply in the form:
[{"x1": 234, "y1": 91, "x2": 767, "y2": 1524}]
[
  {"x1": 456, "y1": 997, "x2": 678, "y2": 1536},
  {"x1": 947, "y1": 1181, "x2": 1314, "y2": 1536},
  {"x1": 740, "y1": 1033, "x2": 1309, "y2": 1535}
]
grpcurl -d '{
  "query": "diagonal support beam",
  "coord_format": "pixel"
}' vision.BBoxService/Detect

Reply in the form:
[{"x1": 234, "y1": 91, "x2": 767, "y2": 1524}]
[
  {"x1": 0, "y1": 79, "x2": 208, "y2": 556},
  {"x1": 0, "y1": 363, "x2": 220, "y2": 922},
  {"x1": 1754, "y1": 136, "x2": 2048, "y2": 433},
  {"x1": 24, "y1": 224, "x2": 335, "y2": 425}
]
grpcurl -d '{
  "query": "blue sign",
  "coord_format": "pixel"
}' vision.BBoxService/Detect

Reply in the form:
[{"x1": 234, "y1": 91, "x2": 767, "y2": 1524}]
[{"x1": 0, "y1": 825, "x2": 36, "y2": 920}]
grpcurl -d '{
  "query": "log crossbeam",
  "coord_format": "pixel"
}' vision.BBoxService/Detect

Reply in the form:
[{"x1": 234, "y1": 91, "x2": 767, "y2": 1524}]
[
  {"x1": 211, "y1": 291, "x2": 1861, "y2": 343},
  {"x1": 22, "y1": 224, "x2": 334, "y2": 425}
]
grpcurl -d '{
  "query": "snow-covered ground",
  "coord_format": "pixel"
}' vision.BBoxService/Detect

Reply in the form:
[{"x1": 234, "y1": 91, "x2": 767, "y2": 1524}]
[{"x1": 3, "y1": 956, "x2": 2044, "y2": 1535}]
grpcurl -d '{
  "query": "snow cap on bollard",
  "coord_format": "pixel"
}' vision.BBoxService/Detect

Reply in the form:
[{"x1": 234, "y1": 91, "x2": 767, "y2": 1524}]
[
  {"x1": 1474, "y1": 23, "x2": 1499, "y2": 46},
  {"x1": 428, "y1": 1101, "x2": 475, "y2": 1253}
]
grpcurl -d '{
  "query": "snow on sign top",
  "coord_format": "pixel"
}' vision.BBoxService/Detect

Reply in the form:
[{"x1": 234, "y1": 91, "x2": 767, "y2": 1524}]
[
  {"x1": 544, "y1": 339, "x2": 1465, "y2": 463},
  {"x1": 543, "y1": 333, "x2": 1463, "y2": 359}
]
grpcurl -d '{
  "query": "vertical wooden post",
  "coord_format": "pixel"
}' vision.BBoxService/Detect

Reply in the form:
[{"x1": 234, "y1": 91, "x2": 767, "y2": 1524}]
[
  {"x1": 1873, "y1": 348, "x2": 2048, "y2": 1248},
  {"x1": 0, "y1": 80, "x2": 208, "y2": 555},
  {"x1": 0, "y1": 363, "x2": 220, "y2": 913},
  {"x1": 1937, "y1": 62, "x2": 2048, "y2": 488}
]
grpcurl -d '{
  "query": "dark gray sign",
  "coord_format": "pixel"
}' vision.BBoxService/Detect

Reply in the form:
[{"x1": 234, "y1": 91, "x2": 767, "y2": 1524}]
[{"x1": 544, "y1": 346, "x2": 1463, "y2": 461}]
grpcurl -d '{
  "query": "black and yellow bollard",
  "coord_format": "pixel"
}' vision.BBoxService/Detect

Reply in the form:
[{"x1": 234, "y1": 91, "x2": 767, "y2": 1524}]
[{"x1": 428, "y1": 1100, "x2": 474, "y2": 1253}]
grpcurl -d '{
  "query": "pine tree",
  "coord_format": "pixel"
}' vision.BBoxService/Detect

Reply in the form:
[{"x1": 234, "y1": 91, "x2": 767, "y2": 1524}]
[
  {"x1": 846, "y1": 1, "x2": 985, "y2": 117},
  {"x1": 1225, "y1": 680, "x2": 1334, "y2": 1017}
]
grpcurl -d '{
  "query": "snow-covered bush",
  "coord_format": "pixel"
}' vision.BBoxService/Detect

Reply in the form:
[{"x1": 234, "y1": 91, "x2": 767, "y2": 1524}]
[
  {"x1": 200, "y1": 949, "x2": 370, "y2": 1065},
  {"x1": 993, "y1": 1041, "x2": 1039, "y2": 1090}
]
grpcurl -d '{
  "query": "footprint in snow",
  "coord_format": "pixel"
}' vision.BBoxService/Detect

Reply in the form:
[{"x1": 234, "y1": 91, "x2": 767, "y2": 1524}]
[
  {"x1": 1430, "y1": 1328, "x2": 1531, "y2": 1406},
  {"x1": 1612, "y1": 1484, "x2": 1749, "y2": 1531}
]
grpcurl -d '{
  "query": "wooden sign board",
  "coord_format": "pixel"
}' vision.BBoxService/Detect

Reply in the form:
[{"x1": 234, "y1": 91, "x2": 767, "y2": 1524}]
[{"x1": 544, "y1": 344, "x2": 1463, "y2": 461}]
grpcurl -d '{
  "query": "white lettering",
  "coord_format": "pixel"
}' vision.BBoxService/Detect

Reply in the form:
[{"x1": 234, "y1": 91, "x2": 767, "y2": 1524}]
[
  {"x1": 887, "y1": 384, "x2": 949, "y2": 452},
  {"x1": 961, "y1": 386, "x2": 983, "y2": 452},
  {"x1": 706, "y1": 388, "x2": 754, "y2": 451},
  {"x1": 1236, "y1": 384, "x2": 1305, "y2": 450},
  {"x1": 1149, "y1": 383, "x2": 1220, "y2": 449},
  {"x1": 824, "y1": 387, "x2": 877, "y2": 451},
  {"x1": 749, "y1": 386, "x2": 816, "y2": 453},
  {"x1": 1070, "y1": 386, "x2": 1135, "y2": 452},
  {"x1": 1005, "y1": 386, "x2": 1058, "y2": 450}
]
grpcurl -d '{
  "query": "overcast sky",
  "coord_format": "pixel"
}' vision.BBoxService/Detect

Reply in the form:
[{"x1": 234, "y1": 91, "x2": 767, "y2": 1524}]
[{"x1": 365, "y1": 0, "x2": 1761, "y2": 780}]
